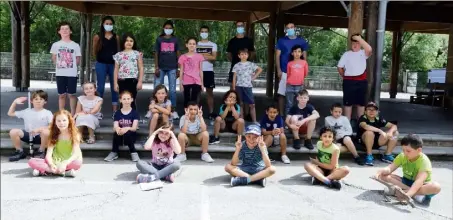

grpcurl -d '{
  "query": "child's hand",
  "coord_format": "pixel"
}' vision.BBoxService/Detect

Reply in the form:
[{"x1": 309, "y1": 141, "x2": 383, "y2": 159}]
[
  {"x1": 379, "y1": 130, "x2": 387, "y2": 138},
  {"x1": 57, "y1": 162, "x2": 67, "y2": 174},
  {"x1": 180, "y1": 84, "x2": 184, "y2": 92},
  {"x1": 290, "y1": 124, "x2": 299, "y2": 130},
  {"x1": 49, "y1": 164, "x2": 58, "y2": 173},
  {"x1": 272, "y1": 128, "x2": 280, "y2": 136},
  {"x1": 114, "y1": 83, "x2": 119, "y2": 92},
  {"x1": 235, "y1": 135, "x2": 242, "y2": 150},
  {"x1": 309, "y1": 157, "x2": 320, "y2": 165},
  {"x1": 258, "y1": 136, "x2": 266, "y2": 150},
  {"x1": 376, "y1": 168, "x2": 389, "y2": 179},
  {"x1": 115, "y1": 127, "x2": 122, "y2": 135},
  {"x1": 14, "y1": 97, "x2": 27, "y2": 105},
  {"x1": 137, "y1": 81, "x2": 143, "y2": 91},
  {"x1": 198, "y1": 106, "x2": 203, "y2": 118},
  {"x1": 184, "y1": 108, "x2": 190, "y2": 118}
]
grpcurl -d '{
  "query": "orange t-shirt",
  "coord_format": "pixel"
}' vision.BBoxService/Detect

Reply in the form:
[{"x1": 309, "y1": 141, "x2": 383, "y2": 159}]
[{"x1": 286, "y1": 59, "x2": 308, "y2": 85}]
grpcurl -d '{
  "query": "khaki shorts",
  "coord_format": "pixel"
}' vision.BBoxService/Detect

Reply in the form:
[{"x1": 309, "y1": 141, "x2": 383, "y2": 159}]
[{"x1": 186, "y1": 133, "x2": 202, "y2": 146}]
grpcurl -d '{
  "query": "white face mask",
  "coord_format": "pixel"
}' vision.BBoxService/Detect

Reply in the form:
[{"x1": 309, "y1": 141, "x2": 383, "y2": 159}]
[
  {"x1": 103, "y1": 25, "x2": 113, "y2": 32},
  {"x1": 164, "y1": 29, "x2": 173, "y2": 35},
  {"x1": 200, "y1": 33, "x2": 209, "y2": 39}
]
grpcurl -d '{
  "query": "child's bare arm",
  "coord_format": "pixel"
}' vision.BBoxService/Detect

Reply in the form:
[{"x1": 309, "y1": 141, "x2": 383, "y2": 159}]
[
  {"x1": 376, "y1": 163, "x2": 399, "y2": 177},
  {"x1": 90, "y1": 99, "x2": 103, "y2": 114},
  {"x1": 129, "y1": 120, "x2": 139, "y2": 132},
  {"x1": 252, "y1": 66, "x2": 263, "y2": 80},
  {"x1": 231, "y1": 148, "x2": 241, "y2": 166},
  {"x1": 406, "y1": 172, "x2": 429, "y2": 197},
  {"x1": 46, "y1": 146, "x2": 56, "y2": 167},
  {"x1": 154, "y1": 105, "x2": 171, "y2": 115},
  {"x1": 232, "y1": 72, "x2": 237, "y2": 89},
  {"x1": 360, "y1": 122, "x2": 384, "y2": 133},
  {"x1": 51, "y1": 54, "x2": 57, "y2": 65},
  {"x1": 75, "y1": 101, "x2": 83, "y2": 114},
  {"x1": 261, "y1": 128, "x2": 273, "y2": 136},
  {"x1": 76, "y1": 56, "x2": 81, "y2": 65},
  {"x1": 318, "y1": 150, "x2": 340, "y2": 170},
  {"x1": 220, "y1": 107, "x2": 230, "y2": 119},
  {"x1": 65, "y1": 142, "x2": 82, "y2": 164},
  {"x1": 170, "y1": 131, "x2": 182, "y2": 154},
  {"x1": 231, "y1": 106, "x2": 240, "y2": 119},
  {"x1": 7, "y1": 97, "x2": 27, "y2": 117}
]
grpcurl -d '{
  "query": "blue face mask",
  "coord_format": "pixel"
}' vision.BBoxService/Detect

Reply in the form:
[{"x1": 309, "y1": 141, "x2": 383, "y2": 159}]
[
  {"x1": 103, "y1": 25, "x2": 113, "y2": 32},
  {"x1": 236, "y1": 27, "x2": 245, "y2": 34},
  {"x1": 164, "y1": 29, "x2": 173, "y2": 35},
  {"x1": 200, "y1": 33, "x2": 209, "y2": 39},
  {"x1": 286, "y1": 28, "x2": 295, "y2": 36}
]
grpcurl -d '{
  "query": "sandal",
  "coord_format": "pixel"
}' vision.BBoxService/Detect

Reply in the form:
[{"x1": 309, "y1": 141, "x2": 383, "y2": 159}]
[{"x1": 86, "y1": 136, "x2": 96, "y2": 144}]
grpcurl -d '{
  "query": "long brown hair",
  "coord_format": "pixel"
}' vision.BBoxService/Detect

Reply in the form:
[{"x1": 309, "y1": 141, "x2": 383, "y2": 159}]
[
  {"x1": 48, "y1": 110, "x2": 80, "y2": 146},
  {"x1": 153, "y1": 124, "x2": 173, "y2": 145},
  {"x1": 82, "y1": 82, "x2": 100, "y2": 96}
]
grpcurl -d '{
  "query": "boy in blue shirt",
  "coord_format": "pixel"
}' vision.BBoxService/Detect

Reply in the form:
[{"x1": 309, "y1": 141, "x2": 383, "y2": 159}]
[{"x1": 260, "y1": 104, "x2": 290, "y2": 164}]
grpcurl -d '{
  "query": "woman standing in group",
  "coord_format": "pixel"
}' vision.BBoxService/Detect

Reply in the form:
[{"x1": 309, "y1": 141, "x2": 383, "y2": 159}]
[{"x1": 92, "y1": 16, "x2": 120, "y2": 117}]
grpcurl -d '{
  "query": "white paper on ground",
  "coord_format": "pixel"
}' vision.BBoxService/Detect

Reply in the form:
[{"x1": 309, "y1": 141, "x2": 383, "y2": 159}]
[{"x1": 139, "y1": 181, "x2": 164, "y2": 191}]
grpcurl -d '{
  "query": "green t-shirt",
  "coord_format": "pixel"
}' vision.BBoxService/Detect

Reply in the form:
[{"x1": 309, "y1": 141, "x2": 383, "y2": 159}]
[
  {"x1": 394, "y1": 152, "x2": 432, "y2": 182},
  {"x1": 52, "y1": 140, "x2": 73, "y2": 165},
  {"x1": 316, "y1": 141, "x2": 340, "y2": 168}
]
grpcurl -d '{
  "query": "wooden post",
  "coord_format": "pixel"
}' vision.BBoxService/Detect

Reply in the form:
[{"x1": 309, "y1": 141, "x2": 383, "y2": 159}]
[
  {"x1": 274, "y1": 10, "x2": 285, "y2": 96},
  {"x1": 266, "y1": 12, "x2": 277, "y2": 97},
  {"x1": 366, "y1": 1, "x2": 378, "y2": 100},
  {"x1": 20, "y1": 1, "x2": 30, "y2": 90},
  {"x1": 389, "y1": 30, "x2": 402, "y2": 99},
  {"x1": 79, "y1": 13, "x2": 87, "y2": 85},
  {"x1": 348, "y1": 1, "x2": 364, "y2": 48},
  {"x1": 445, "y1": 25, "x2": 453, "y2": 108},
  {"x1": 85, "y1": 14, "x2": 93, "y2": 82},
  {"x1": 11, "y1": 3, "x2": 22, "y2": 89},
  {"x1": 247, "y1": 22, "x2": 255, "y2": 40}
]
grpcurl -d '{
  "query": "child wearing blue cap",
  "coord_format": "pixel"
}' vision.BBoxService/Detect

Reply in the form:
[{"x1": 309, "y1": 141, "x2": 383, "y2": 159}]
[{"x1": 224, "y1": 124, "x2": 276, "y2": 187}]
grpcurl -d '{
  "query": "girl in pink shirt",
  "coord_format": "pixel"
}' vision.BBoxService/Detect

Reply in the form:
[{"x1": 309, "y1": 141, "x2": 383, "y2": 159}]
[
  {"x1": 178, "y1": 37, "x2": 205, "y2": 108},
  {"x1": 285, "y1": 45, "x2": 309, "y2": 114}
]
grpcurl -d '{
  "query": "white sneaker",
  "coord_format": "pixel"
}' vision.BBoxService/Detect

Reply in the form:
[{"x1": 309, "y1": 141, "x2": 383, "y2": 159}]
[
  {"x1": 145, "y1": 111, "x2": 151, "y2": 119},
  {"x1": 201, "y1": 153, "x2": 214, "y2": 163},
  {"x1": 32, "y1": 169, "x2": 40, "y2": 177},
  {"x1": 281, "y1": 155, "x2": 291, "y2": 164},
  {"x1": 172, "y1": 112, "x2": 180, "y2": 120},
  {"x1": 65, "y1": 169, "x2": 76, "y2": 177},
  {"x1": 175, "y1": 153, "x2": 187, "y2": 162},
  {"x1": 414, "y1": 195, "x2": 425, "y2": 203}
]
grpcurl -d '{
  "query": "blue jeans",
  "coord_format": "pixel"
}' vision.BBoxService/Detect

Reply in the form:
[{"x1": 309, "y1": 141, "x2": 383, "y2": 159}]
[
  {"x1": 154, "y1": 69, "x2": 177, "y2": 108},
  {"x1": 285, "y1": 85, "x2": 303, "y2": 115},
  {"x1": 95, "y1": 62, "x2": 118, "y2": 105}
]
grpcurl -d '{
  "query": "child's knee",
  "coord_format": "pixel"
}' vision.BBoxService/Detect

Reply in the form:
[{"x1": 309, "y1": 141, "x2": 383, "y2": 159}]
[
  {"x1": 58, "y1": 94, "x2": 67, "y2": 99},
  {"x1": 201, "y1": 131, "x2": 209, "y2": 139},
  {"x1": 9, "y1": 129, "x2": 22, "y2": 137},
  {"x1": 363, "y1": 131, "x2": 375, "y2": 138},
  {"x1": 279, "y1": 133, "x2": 287, "y2": 140},
  {"x1": 432, "y1": 181, "x2": 442, "y2": 194},
  {"x1": 177, "y1": 133, "x2": 187, "y2": 141},
  {"x1": 341, "y1": 166, "x2": 350, "y2": 175},
  {"x1": 237, "y1": 118, "x2": 245, "y2": 124},
  {"x1": 40, "y1": 129, "x2": 50, "y2": 137},
  {"x1": 267, "y1": 165, "x2": 276, "y2": 175},
  {"x1": 215, "y1": 116, "x2": 222, "y2": 123},
  {"x1": 224, "y1": 164, "x2": 233, "y2": 172},
  {"x1": 303, "y1": 162, "x2": 313, "y2": 170},
  {"x1": 249, "y1": 104, "x2": 255, "y2": 109}
]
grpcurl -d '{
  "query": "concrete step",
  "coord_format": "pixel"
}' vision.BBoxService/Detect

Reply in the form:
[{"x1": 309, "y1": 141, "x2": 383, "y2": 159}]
[{"x1": 1, "y1": 139, "x2": 452, "y2": 161}]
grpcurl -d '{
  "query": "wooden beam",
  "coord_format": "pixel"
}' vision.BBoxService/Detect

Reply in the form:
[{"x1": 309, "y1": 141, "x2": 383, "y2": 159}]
[
  {"x1": 267, "y1": 12, "x2": 277, "y2": 97},
  {"x1": 45, "y1": 1, "x2": 87, "y2": 13},
  {"x1": 390, "y1": 31, "x2": 402, "y2": 99},
  {"x1": 11, "y1": 2, "x2": 22, "y2": 89},
  {"x1": 250, "y1": 11, "x2": 270, "y2": 23},
  {"x1": 347, "y1": 1, "x2": 363, "y2": 48},
  {"x1": 20, "y1": 1, "x2": 30, "y2": 90},
  {"x1": 366, "y1": 1, "x2": 378, "y2": 100},
  {"x1": 280, "y1": 1, "x2": 309, "y2": 11}
]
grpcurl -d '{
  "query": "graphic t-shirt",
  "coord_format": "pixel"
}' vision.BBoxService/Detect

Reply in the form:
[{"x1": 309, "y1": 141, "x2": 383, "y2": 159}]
[
  {"x1": 178, "y1": 53, "x2": 204, "y2": 85},
  {"x1": 276, "y1": 36, "x2": 309, "y2": 73},
  {"x1": 155, "y1": 36, "x2": 179, "y2": 70},
  {"x1": 239, "y1": 142, "x2": 267, "y2": 167},
  {"x1": 288, "y1": 104, "x2": 316, "y2": 120},
  {"x1": 52, "y1": 139, "x2": 73, "y2": 165},
  {"x1": 15, "y1": 108, "x2": 53, "y2": 134},
  {"x1": 394, "y1": 153, "x2": 432, "y2": 182},
  {"x1": 316, "y1": 141, "x2": 340, "y2": 168},
  {"x1": 324, "y1": 116, "x2": 353, "y2": 140},
  {"x1": 113, "y1": 50, "x2": 141, "y2": 79},
  {"x1": 151, "y1": 142, "x2": 174, "y2": 166},
  {"x1": 179, "y1": 115, "x2": 202, "y2": 135},
  {"x1": 219, "y1": 104, "x2": 240, "y2": 123},
  {"x1": 197, "y1": 41, "x2": 217, "y2": 71},
  {"x1": 357, "y1": 114, "x2": 389, "y2": 137},
  {"x1": 114, "y1": 109, "x2": 139, "y2": 128},
  {"x1": 50, "y1": 40, "x2": 81, "y2": 77},
  {"x1": 260, "y1": 115, "x2": 284, "y2": 131},
  {"x1": 226, "y1": 36, "x2": 255, "y2": 72},
  {"x1": 286, "y1": 59, "x2": 309, "y2": 85},
  {"x1": 232, "y1": 61, "x2": 259, "y2": 88}
]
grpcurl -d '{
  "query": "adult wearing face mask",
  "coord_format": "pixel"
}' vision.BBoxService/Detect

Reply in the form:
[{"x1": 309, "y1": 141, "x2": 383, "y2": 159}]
[
  {"x1": 275, "y1": 22, "x2": 309, "y2": 117},
  {"x1": 197, "y1": 25, "x2": 218, "y2": 121},
  {"x1": 154, "y1": 20, "x2": 181, "y2": 120},
  {"x1": 92, "y1": 16, "x2": 120, "y2": 116}
]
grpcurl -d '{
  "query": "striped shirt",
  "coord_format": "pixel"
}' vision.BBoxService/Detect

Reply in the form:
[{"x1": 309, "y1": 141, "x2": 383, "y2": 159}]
[{"x1": 239, "y1": 142, "x2": 267, "y2": 167}]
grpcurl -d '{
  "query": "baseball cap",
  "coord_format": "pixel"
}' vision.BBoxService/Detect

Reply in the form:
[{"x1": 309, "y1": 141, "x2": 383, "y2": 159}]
[
  {"x1": 245, "y1": 124, "x2": 261, "y2": 136},
  {"x1": 365, "y1": 102, "x2": 379, "y2": 110}
]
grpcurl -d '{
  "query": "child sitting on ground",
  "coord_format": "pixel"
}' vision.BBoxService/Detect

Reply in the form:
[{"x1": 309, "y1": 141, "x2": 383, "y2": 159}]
[
  {"x1": 209, "y1": 90, "x2": 245, "y2": 144},
  {"x1": 7, "y1": 90, "x2": 53, "y2": 161},
  {"x1": 358, "y1": 102, "x2": 398, "y2": 166},
  {"x1": 376, "y1": 134, "x2": 441, "y2": 206},
  {"x1": 224, "y1": 125, "x2": 276, "y2": 187},
  {"x1": 177, "y1": 101, "x2": 213, "y2": 163},
  {"x1": 74, "y1": 82, "x2": 103, "y2": 144},
  {"x1": 146, "y1": 84, "x2": 172, "y2": 135},
  {"x1": 285, "y1": 89, "x2": 319, "y2": 150},
  {"x1": 28, "y1": 110, "x2": 83, "y2": 177},
  {"x1": 325, "y1": 103, "x2": 364, "y2": 165},
  {"x1": 304, "y1": 126, "x2": 350, "y2": 190},
  {"x1": 260, "y1": 103, "x2": 290, "y2": 164},
  {"x1": 104, "y1": 91, "x2": 140, "y2": 162},
  {"x1": 136, "y1": 125, "x2": 181, "y2": 183}
]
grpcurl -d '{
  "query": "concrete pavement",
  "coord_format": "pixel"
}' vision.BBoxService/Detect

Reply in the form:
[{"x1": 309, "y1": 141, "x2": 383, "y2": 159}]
[{"x1": 1, "y1": 158, "x2": 452, "y2": 220}]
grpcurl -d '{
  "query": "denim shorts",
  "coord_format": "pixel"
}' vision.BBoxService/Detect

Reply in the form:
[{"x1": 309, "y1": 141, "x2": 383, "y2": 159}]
[
  {"x1": 56, "y1": 76, "x2": 77, "y2": 95},
  {"x1": 236, "y1": 86, "x2": 255, "y2": 104},
  {"x1": 237, "y1": 165, "x2": 265, "y2": 175},
  {"x1": 20, "y1": 130, "x2": 42, "y2": 144}
]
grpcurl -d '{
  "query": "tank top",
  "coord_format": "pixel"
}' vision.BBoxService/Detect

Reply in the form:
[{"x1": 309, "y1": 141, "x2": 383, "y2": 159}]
[{"x1": 96, "y1": 33, "x2": 118, "y2": 64}]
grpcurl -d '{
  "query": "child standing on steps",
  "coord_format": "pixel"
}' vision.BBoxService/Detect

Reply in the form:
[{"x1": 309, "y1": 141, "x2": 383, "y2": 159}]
[
  {"x1": 178, "y1": 37, "x2": 205, "y2": 108},
  {"x1": 285, "y1": 45, "x2": 309, "y2": 116},
  {"x1": 104, "y1": 91, "x2": 140, "y2": 162},
  {"x1": 28, "y1": 110, "x2": 83, "y2": 177},
  {"x1": 75, "y1": 82, "x2": 103, "y2": 144},
  {"x1": 113, "y1": 33, "x2": 144, "y2": 110},
  {"x1": 8, "y1": 90, "x2": 53, "y2": 161},
  {"x1": 146, "y1": 84, "x2": 172, "y2": 135},
  {"x1": 136, "y1": 125, "x2": 181, "y2": 183},
  {"x1": 304, "y1": 127, "x2": 350, "y2": 190}
]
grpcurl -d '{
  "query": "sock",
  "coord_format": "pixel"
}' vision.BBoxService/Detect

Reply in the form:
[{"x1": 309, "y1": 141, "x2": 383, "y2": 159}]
[
  {"x1": 246, "y1": 177, "x2": 251, "y2": 183},
  {"x1": 324, "y1": 179, "x2": 331, "y2": 185}
]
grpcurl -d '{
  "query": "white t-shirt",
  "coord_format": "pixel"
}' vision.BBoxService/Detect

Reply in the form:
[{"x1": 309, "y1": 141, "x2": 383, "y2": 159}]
[
  {"x1": 15, "y1": 108, "x2": 53, "y2": 133},
  {"x1": 197, "y1": 41, "x2": 217, "y2": 71},
  {"x1": 179, "y1": 115, "x2": 202, "y2": 135},
  {"x1": 337, "y1": 49, "x2": 369, "y2": 76},
  {"x1": 50, "y1": 40, "x2": 81, "y2": 77}
]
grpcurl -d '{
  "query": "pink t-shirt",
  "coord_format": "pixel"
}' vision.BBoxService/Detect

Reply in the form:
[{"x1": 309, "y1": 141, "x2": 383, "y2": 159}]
[
  {"x1": 178, "y1": 53, "x2": 204, "y2": 85},
  {"x1": 286, "y1": 59, "x2": 309, "y2": 85},
  {"x1": 151, "y1": 142, "x2": 174, "y2": 166}
]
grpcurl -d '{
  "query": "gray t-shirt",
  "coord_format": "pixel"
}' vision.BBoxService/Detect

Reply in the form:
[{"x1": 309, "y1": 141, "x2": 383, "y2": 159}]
[
  {"x1": 154, "y1": 36, "x2": 180, "y2": 70},
  {"x1": 16, "y1": 108, "x2": 53, "y2": 133},
  {"x1": 232, "y1": 61, "x2": 258, "y2": 88},
  {"x1": 179, "y1": 115, "x2": 202, "y2": 135},
  {"x1": 324, "y1": 116, "x2": 353, "y2": 140}
]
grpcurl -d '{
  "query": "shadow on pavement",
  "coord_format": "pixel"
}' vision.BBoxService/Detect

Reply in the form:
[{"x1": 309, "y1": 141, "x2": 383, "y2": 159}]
[
  {"x1": 115, "y1": 171, "x2": 139, "y2": 183},
  {"x1": 355, "y1": 190, "x2": 412, "y2": 214},
  {"x1": 279, "y1": 173, "x2": 313, "y2": 186},
  {"x1": 202, "y1": 174, "x2": 231, "y2": 187}
]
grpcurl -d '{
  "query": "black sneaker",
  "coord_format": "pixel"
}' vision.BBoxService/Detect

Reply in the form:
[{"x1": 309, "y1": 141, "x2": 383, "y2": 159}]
[
  {"x1": 354, "y1": 156, "x2": 365, "y2": 166},
  {"x1": 293, "y1": 139, "x2": 301, "y2": 149},
  {"x1": 208, "y1": 112, "x2": 217, "y2": 121},
  {"x1": 33, "y1": 149, "x2": 45, "y2": 159},
  {"x1": 328, "y1": 180, "x2": 342, "y2": 190},
  {"x1": 304, "y1": 139, "x2": 314, "y2": 150},
  {"x1": 230, "y1": 177, "x2": 249, "y2": 187},
  {"x1": 9, "y1": 150, "x2": 26, "y2": 162},
  {"x1": 209, "y1": 136, "x2": 220, "y2": 144},
  {"x1": 312, "y1": 177, "x2": 322, "y2": 185},
  {"x1": 259, "y1": 178, "x2": 266, "y2": 187}
]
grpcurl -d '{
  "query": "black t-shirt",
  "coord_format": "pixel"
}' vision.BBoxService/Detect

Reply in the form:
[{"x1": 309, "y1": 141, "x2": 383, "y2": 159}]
[
  {"x1": 96, "y1": 33, "x2": 118, "y2": 64},
  {"x1": 114, "y1": 109, "x2": 140, "y2": 128},
  {"x1": 357, "y1": 115, "x2": 389, "y2": 137},
  {"x1": 226, "y1": 36, "x2": 255, "y2": 71},
  {"x1": 288, "y1": 104, "x2": 316, "y2": 120},
  {"x1": 219, "y1": 104, "x2": 240, "y2": 123}
]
